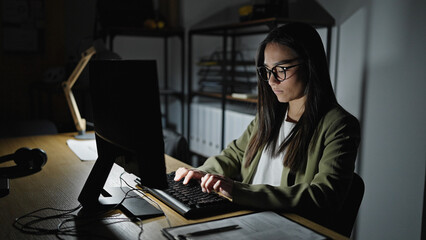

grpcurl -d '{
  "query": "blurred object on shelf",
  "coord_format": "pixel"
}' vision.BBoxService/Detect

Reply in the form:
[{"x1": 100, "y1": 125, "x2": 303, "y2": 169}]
[
  {"x1": 251, "y1": 0, "x2": 288, "y2": 20},
  {"x1": 239, "y1": 5, "x2": 253, "y2": 22}
]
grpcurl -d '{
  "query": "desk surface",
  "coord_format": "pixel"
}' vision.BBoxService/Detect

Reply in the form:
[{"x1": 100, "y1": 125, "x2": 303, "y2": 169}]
[{"x1": 0, "y1": 133, "x2": 348, "y2": 239}]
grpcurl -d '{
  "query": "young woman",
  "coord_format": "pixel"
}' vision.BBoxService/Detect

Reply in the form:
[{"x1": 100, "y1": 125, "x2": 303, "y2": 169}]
[{"x1": 175, "y1": 22, "x2": 360, "y2": 229}]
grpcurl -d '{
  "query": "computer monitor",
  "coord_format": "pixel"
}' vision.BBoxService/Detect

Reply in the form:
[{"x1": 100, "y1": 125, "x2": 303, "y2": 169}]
[{"x1": 78, "y1": 59, "x2": 167, "y2": 218}]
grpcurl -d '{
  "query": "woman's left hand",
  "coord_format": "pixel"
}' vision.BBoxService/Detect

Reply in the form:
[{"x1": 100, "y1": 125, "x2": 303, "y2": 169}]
[{"x1": 200, "y1": 173, "x2": 234, "y2": 200}]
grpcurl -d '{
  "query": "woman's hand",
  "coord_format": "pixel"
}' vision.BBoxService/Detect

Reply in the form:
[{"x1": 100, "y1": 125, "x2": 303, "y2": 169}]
[
  {"x1": 200, "y1": 173, "x2": 233, "y2": 199},
  {"x1": 174, "y1": 167, "x2": 234, "y2": 200},
  {"x1": 174, "y1": 167, "x2": 206, "y2": 184}
]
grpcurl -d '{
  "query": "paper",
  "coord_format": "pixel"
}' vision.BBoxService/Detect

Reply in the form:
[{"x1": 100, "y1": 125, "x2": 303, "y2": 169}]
[
  {"x1": 162, "y1": 211, "x2": 326, "y2": 240},
  {"x1": 66, "y1": 139, "x2": 98, "y2": 161}
]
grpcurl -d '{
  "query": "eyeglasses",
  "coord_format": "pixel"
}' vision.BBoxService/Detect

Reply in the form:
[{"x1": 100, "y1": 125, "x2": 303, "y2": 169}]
[{"x1": 257, "y1": 63, "x2": 302, "y2": 82}]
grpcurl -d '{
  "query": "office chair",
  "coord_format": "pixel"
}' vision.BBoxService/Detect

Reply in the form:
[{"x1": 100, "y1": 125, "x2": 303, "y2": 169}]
[
  {"x1": 163, "y1": 129, "x2": 189, "y2": 165},
  {"x1": 333, "y1": 172, "x2": 365, "y2": 237}
]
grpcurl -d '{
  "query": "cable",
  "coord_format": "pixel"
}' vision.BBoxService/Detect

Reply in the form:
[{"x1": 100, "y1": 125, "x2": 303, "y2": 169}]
[
  {"x1": 13, "y1": 205, "x2": 82, "y2": 235},
  {"x1": 57, "y1": 212, "x2": 138, "y2": 239},
  {"x1": 13, "y1": 172, "x2": 169, "y2": 239},
  {"x1": 13, "y1": 200, "x2": 143, "y2": 239},
  {"x1": 119, "y1": 172, "x2": 172, "y2": 228}
]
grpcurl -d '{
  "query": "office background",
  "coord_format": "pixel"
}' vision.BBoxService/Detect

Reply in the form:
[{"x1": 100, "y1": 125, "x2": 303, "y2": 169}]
[{"x1": 0, "y1": 0, "x2": 425, "y2": 239}]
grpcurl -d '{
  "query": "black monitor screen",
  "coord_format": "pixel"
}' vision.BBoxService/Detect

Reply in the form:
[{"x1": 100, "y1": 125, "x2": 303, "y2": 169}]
[{"x1": 78, "y1": 60, "x2": 167, "y2": 211}]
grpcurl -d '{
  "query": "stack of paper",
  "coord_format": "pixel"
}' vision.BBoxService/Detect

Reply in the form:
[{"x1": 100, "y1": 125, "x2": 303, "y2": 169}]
[
  {"x1": 162, "y1": 211, "x2": 327, "y2": 240},
  {"x1": 66, "y1": 139, "x2": 98, "y2": 161}
]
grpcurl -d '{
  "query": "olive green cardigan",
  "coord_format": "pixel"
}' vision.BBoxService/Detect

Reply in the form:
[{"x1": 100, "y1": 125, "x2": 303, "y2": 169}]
[{"x1": 197, "y1": 105, "x2": 360, "y2": 225}]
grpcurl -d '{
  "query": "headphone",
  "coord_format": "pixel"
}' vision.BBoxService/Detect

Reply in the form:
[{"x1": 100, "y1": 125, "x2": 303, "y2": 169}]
[{"x1": 0, "y1": 147, "x2": 47, "y2": 178}]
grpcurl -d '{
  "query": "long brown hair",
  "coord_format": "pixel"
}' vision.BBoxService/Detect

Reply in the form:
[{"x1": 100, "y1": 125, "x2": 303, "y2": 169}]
[{"x1": 245, "y1": 23, "x2": 337, "y2": 173}]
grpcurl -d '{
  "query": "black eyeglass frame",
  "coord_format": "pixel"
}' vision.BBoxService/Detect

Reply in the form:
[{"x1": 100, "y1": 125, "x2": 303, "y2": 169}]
[{"x1": 257, "y1": 63, "x2": 303, "y2": 82}]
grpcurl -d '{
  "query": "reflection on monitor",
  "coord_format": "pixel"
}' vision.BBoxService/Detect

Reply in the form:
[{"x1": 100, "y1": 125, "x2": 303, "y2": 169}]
[{"x1": 78, "y1": 60, "x2": 167, "y2": 218}]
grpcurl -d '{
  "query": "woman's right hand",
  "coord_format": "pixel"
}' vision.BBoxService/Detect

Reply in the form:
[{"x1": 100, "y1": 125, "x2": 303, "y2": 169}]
[{"x1": 174, "y1": 167, "x2": 206, "y2": 184}]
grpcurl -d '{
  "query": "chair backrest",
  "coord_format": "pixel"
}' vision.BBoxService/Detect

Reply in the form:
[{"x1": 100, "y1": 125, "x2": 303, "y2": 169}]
[
  {"x1": 333, "y1": 172, "x2": 365, "y2": 237},
  {"x1": 163, "y1": 129, "x2": 189, "y2": 165}
]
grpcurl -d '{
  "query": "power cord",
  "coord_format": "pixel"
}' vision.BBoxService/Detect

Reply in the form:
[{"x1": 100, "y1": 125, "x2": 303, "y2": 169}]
[
  {"x1": 12, "y1": 171, "x2": 170, "y2": 239},
  {"x1": 13, "y1": 203, "x2": 142, "y2": 239},
  {"x1": 13, "y1": 205, "x2": 82, "y2": 236}
]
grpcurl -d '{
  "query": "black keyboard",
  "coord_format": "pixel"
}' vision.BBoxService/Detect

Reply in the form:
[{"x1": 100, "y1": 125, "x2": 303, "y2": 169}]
[{"x1": 142, "y1": 172, "x2": 239, "y2": 219}]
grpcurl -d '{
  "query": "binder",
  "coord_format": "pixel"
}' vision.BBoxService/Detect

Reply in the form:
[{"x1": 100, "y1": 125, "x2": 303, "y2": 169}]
[
  {"x1": 190, "y1": 102, "x2": 255, "y2": 157},
  {"x1": 211, "y1": 106, "x2": 223, "y2": 155},
  {"x1": 190, "y1": 103, "x2": 201, "y2": 155},
  {"x1": 200, "y1": 105, "x2": 208, "y2": 155},
  {"x1": 205, "y1": 105, "x2": 214, "y2": 156}
]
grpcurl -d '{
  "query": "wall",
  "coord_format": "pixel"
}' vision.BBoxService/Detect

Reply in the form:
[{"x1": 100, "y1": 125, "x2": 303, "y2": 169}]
[
  {"x1": 319, "y1": 0, "x2": 426, "y2": 239},
  {"x1": 359, "y1": 1, "x2": 425, "y2": 239}
]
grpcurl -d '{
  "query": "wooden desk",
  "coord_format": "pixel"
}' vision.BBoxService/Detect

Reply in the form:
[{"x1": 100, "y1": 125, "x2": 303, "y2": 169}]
[{"x1": 0, "y1": 133, "x2": 348, "y2": 239}]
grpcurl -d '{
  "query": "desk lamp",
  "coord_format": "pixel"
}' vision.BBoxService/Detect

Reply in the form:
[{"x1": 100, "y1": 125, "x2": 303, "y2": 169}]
[{"x1": 62, "y1": 46, "x2": 96, "y2": 139}]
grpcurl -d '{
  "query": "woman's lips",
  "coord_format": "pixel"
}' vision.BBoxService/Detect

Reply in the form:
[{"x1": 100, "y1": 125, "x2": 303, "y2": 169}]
[{"x1": 272, "y1": 88, "x2": 283, "y2": 94}]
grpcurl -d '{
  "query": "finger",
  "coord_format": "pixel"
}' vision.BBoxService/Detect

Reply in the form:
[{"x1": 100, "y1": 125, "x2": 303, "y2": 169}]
[
  {"x1": 174, "y1": 167, "x2": 188, "y2": 181},
  {"x1": 200, "y1": 174, "x2": 211, "y2": 192},
  {"x1": 183, "y1": 170, "x2": 195, "y2": 184},
  {"x1": 200, "y1": 174, "x2": 207, "y2": 192},
  {"x1": 213, "y1": 179, "x2": 221, "y2": 192},
  {"x1": 204, "y1": 175, "x2": 217, "y2": 193}
]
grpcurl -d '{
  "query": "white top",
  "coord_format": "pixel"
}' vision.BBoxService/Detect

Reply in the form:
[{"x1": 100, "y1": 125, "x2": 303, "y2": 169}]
[{"x1": 252, "y1": 113, "x2": 295, "y2": 186}]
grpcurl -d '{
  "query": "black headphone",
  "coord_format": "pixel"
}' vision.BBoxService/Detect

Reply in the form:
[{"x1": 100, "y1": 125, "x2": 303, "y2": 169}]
[{"x1": 0, "y1": 147, "x2": 47, "y2": 178}]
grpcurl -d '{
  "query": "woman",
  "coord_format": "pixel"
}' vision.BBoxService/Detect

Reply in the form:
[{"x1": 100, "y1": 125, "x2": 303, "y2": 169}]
[{"x1": 175, "y1": 22, "x2": 360, "y2": 228}]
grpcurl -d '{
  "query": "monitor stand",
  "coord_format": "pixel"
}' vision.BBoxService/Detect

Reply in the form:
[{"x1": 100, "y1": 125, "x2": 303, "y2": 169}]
[
  {"x1": 79, "y1": 186, "x2": 163, "y2": 220},
  {"x1": 78, "y1": 137, "x2": 164, "y2": 220}
]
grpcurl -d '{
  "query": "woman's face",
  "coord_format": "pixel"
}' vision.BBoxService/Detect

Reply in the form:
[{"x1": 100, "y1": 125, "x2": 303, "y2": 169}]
[{"x1": 263, "y1": 42, "x2": 306, "y2": 104}]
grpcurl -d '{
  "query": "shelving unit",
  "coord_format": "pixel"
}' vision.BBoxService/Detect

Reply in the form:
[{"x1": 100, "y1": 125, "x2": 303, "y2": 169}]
[
  {"x1": 187, "y1": 16, "x2": 334, "y2": 159},
  {"x1": 101, "y1": 27, "x2": 185, "y2": 132},
  {"x1": 197, "y1": 51, "x2": 256, "y2": 94}
]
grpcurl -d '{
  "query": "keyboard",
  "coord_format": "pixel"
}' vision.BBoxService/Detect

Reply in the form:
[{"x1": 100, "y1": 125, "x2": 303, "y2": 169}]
[{"x1": 140, "y1": 172, "x2": 239, "y2": 219}]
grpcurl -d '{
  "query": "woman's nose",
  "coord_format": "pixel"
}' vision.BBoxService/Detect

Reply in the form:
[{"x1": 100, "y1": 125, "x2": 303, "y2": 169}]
[{"x1": 268, "y1": 74, "x2": 279, "y2": 86}]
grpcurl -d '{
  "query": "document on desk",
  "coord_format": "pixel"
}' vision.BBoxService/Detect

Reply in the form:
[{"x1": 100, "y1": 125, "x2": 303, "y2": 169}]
[
  {"x1": 66, "y1": 139, "x2": 98, "y2": 161},
  {"x1": 162, "y1": 211, "x2": 326, "y2": 240}
]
